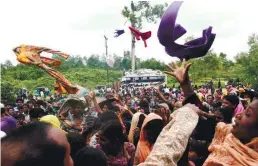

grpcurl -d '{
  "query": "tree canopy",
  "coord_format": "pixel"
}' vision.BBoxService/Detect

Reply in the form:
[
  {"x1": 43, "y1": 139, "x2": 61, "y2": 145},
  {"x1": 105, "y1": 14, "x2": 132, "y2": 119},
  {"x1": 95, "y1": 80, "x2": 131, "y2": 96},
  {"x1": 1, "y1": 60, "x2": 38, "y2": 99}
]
[
  {"x1": 1, "y1": 0, "x2": 257, "y2": 102},
  {"x1": 2, "y1": 33, "x2": 257, "y2": 102}
]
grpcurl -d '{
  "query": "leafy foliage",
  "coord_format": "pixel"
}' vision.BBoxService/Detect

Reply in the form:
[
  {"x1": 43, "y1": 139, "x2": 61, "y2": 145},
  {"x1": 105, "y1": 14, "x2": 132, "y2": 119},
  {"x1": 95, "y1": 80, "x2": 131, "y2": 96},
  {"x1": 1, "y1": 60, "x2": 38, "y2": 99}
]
[
  {"x1": 235, "y1": 34, "x2": 258, "y2": 87},
  {"x1": 2, "y1": 31, "x2": 258, "y2": 102},
  {"x1": 121, "y1": 1, "x2": 168, "y2": 71}
]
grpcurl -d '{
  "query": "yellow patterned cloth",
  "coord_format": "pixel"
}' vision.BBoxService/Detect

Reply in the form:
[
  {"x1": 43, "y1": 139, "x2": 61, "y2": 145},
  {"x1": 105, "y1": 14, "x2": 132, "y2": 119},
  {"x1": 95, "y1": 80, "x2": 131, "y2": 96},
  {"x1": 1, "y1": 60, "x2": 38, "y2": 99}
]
[
  {"x1": 13, "y1": 45, "x2": 78, "y2": 94},
  {"x1": 203, "y1": 122, "x2": 258, "y2": 166}
]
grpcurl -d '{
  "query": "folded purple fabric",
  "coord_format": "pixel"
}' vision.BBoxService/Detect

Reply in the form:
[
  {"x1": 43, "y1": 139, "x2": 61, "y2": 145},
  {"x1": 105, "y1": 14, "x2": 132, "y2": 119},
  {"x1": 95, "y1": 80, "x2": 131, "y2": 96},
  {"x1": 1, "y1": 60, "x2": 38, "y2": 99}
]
[{"x1": 158, "y1": 1, "x2": 216, "y2": 61}]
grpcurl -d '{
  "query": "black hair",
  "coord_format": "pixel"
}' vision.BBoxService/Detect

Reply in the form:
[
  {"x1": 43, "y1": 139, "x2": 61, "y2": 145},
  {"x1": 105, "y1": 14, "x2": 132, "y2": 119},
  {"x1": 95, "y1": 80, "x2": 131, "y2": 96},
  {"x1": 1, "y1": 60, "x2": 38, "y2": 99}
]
[
  {"x1": 36, "y1": 100, "x2": 44, "y2": 106},
  {"x1": 26, "y1": 100, "x2": 34, "y2": 104},
  {"x1": 66, "y1": 132, "x2": 86, "y2": 161},
  {"x1": 192, "y1": 117, "x2": 217, "y2": 142},
  {"x1": 125, "y1": 93, "x2": 131, "y2": 98},
  {"x1": 223, "y1": 95, "x2": 239, "y2": 108},
  {"x1": 1, "y1": 122, "x2": 66, "y2": 166},
  {"x1": 217, "y1": 107, "x2": 234, "y2": 124},
  {"x1": 82, "y1": 127, "x2": 93, "y2": 143},
  {"x1": 207, "y1": 94, "x2": 214, "y2": 99},
  {"x1": 98, "y1": 111, "x2": 119, "y2": 124},
  {"x1": 111, "y1": 106, "x2": 121, "y2": 113},
  {"x1": 82, "y1": 117, "x2": 101, "y2": 144},
  {"x1": 138, "y1": 100, "x2": 149, "y2": 108},
  {"x1": 1, "y1": 107, "x2": 6, "y2": 114},
  {"x1": 171, "y1": 97, "x2": 178, "y2": 102},
  {"x1": 189, "y1": 138, "x2": 209, "y2": 166},
  {"x1": 123, "y1": 120, "x2": 131, "y2": 135},
  {"x1": 130, "y1": 108, "x2": 137, "y2": 114},
  {"x1": 164, "y1": 93, "x2": 169, "y2": 96},
  {"x1": 16, "y1": 98, "x2": 24, "y2": 103},
  {"x1": 144, "y1": 119, "x2": 163, "y2": 146},
  {"x1": 17, "y1": 106, "x2": 23, "y2": 110},
  {"x1": 5, "y1": 102, "x2": 14, "y2": 106},
  {"x1": 29, "y1": 108, "x2": 45, "y2": 119},
  {"x1": 13, "y1": 113, "x2": 25, "y2": 119},
  {"x1": 74, "y1": 146, "x2": 107, "y2": 166},
  {"x1": 138, "y1": 100, "x2": 150, "y2": 115},
  {"x1": 100, "y1": 120, "x2": 127, "y2": 156},
  {"x1": 211, "y1": 101, "x2": 222, "y2": 109},
  {"x1": 253, "y1": 92, "x2": 258, "y2": 101},
  {"x1": 137, "y1": 114, "x2": 146, "y2": 129},
  {"x1": 133, "y1": 114, "x2": 146, "y2": 146}
]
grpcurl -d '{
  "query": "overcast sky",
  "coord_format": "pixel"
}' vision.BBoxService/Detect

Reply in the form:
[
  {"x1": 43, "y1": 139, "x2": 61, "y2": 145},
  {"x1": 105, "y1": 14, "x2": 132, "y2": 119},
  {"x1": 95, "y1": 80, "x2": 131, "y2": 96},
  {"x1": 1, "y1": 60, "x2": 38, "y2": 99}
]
[{"x1": 1, "y1": 0, "x2": 258, "y2": 65}]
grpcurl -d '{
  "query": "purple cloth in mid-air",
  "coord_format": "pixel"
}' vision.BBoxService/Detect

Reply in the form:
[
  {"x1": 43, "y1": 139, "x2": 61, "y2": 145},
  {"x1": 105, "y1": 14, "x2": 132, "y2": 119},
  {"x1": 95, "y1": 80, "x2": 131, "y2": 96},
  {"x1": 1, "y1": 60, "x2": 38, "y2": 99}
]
[
  {"x1": 114, "y1": 29, "x2": 125, "y2": 37},
  {"x1": 158, "y1": 1, "x2": 216, "y2": 61}
]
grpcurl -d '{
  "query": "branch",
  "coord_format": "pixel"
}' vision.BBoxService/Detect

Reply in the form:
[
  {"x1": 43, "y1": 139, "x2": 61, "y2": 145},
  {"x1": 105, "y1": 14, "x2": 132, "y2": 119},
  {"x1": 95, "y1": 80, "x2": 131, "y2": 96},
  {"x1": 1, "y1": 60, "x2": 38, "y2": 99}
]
[{"x1": 122, "y1": 6, "x2": 130, "y2": 18}]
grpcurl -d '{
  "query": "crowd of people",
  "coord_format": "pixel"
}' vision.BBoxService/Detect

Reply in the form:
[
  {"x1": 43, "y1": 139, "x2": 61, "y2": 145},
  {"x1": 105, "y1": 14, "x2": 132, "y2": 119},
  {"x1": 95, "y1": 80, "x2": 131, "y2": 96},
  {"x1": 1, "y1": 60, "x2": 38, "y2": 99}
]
[{"x1": 1, "y1": 61, "x2": 258, "y2": 166}]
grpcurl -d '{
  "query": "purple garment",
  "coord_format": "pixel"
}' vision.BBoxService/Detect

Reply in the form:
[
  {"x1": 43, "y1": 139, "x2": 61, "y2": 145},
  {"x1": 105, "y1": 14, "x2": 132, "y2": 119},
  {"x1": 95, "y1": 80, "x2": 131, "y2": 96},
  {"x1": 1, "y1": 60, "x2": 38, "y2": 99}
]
[
  {"x1": 158, "y1": 1, "x2": 216, "y2": 61},
  {"x1": 114, "y1": 29, "x2": 125, "y2": 37},
  {"x1": 0, "y1": 117, "x2": 17, "y2": 133}
]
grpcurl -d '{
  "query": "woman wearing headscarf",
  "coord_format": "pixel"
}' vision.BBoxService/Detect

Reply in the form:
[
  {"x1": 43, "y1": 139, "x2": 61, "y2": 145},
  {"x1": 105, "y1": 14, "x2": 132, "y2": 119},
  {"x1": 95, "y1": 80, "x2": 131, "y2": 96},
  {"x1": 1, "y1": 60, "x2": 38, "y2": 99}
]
[
  {"x1": 58, "y1": 98, "x2": 85, "y2": 133},
  {"x1": 98, "y1": 120, "x2": 135, "y2": 166},
  {"x1": 40, "y1": 115, "x2": 67, "y2": 134},
  {"x1": 128, "y1": 112, "x2": 145, "y2": 144},
  {"x1": 139, "y1": 61, "x2": 258, "y2": 166},
  {"x1": 134, "y1": 113, "x2": 163, "y2": 165},
  {"x1": 222, "y1": 95, "x2": 245, "y2": 115}
]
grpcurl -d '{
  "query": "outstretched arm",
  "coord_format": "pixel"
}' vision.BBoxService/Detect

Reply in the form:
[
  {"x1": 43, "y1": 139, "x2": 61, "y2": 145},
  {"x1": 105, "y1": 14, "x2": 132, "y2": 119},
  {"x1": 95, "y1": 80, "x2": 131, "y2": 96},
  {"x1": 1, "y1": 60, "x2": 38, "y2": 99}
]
[
  {"x1": 87, "y1": 91, "x2": 103, "y2": 114},
  {"x1": 164, "y1": 60, "x2": 193, "y2": 95},
  {"x1": 138, "y1": 104, "x2": 199, "y2": 166},
  {"x1": 164, "y1": 60, "x2": 214, "y2": 118},
  {"x1": 154, "y1": 87, "x2": 169, "y2": 103}
]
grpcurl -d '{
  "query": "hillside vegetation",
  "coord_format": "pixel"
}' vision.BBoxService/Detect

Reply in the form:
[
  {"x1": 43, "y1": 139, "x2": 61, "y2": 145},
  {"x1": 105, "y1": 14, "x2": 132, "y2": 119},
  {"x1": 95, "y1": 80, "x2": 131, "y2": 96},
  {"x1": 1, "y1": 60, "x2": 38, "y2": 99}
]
[{"x1": 1, "y1": 34, "x2": 258, "y2": 101}]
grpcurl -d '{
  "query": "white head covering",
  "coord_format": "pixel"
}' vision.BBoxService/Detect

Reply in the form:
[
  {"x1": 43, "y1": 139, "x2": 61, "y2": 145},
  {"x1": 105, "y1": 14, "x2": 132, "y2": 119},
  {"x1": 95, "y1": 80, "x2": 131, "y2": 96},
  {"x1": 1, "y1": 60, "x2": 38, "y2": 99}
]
[
  {"x1": 164, "y1": 88, "x2": 170, "y2": 93},
  {"x1": 0, "y1": 131, "x2": 6, "y2": 139},
  {"x1": 0, "y1": 103, "x2": 4, "y2": 108},
  {"x1": 128, "y1": 112, "x2": 145, "y2": 143}
]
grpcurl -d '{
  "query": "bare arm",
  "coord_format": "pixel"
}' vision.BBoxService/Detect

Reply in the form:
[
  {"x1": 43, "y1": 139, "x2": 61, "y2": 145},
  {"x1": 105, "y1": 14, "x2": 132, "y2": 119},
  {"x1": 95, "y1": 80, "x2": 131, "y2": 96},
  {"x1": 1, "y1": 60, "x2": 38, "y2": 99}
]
[
  {"x1": 154, "y1": 87, "x2": 169, "y2": 103},
  {"x1": 87, "y1": 91, "x2": 103, "y2": 114},
  {"x1": 92, "y1": 97, "x2": 103, "y2": 114},
  {"x1": 138, "y1": 104, "x2": 199, "y2": 166}
]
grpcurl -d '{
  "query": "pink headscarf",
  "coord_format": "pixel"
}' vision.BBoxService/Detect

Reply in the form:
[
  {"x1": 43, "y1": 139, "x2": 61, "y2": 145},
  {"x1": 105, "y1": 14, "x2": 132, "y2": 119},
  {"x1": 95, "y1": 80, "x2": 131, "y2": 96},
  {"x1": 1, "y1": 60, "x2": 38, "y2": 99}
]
[{"x1": 234, "y1": 102, "x2": 244, "y2": 115}]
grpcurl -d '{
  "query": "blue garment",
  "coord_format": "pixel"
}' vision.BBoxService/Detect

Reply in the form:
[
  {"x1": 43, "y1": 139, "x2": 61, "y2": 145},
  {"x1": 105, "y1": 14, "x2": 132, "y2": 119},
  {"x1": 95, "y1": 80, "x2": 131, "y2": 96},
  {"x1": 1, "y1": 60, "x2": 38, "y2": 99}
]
[{"x1": 114, "y1": 29, "x2": 125, "y2": 37}]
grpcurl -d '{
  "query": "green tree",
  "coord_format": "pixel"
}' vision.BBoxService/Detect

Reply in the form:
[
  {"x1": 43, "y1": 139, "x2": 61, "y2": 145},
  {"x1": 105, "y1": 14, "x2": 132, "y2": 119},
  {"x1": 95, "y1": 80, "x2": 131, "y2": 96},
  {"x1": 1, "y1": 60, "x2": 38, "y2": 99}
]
[
  {"x1": 87, "y1": 54, "x2": 102, "y2": 68},
  {"x1": 219, "y1": 52, "x2": 227, "y2": 59},
  {"x1": 184, "y1": 35, "x2": 195, "y2": 43},
  {"x1": 235, "y1": 34, "x2": 258, "y2": 87},
  {"x1": 113, "y1": 54, "x2": 122, "y2": 69},
  {"x1": 4, "y1": 60, "x2": 13, "y2": 69},
  {"x1": 122, "y1": 1, "x2": 168, "y2": 72}
]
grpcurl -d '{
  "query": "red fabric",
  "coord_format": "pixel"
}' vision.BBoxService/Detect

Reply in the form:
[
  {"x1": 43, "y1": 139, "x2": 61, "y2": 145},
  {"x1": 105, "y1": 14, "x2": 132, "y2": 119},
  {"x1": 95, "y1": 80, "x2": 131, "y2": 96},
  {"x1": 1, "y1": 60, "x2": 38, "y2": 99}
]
[{"x1": 128, "y1": 26, "x2": 151, "y2": 47}]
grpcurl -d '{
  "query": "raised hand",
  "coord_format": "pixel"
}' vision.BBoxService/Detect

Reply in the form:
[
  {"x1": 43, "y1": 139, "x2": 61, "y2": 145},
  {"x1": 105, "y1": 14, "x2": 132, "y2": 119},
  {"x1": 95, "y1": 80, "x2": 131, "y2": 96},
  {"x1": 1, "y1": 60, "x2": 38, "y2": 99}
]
[
  {"x1": 89, "y1": 91, "x2": 96, "y2": 99},
  {"x1": 164, "y1": 59, "x2": 191, "y2": 85},
  {"x1": 153, "y1": 86, "x2": 160, "y2": 92}
]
